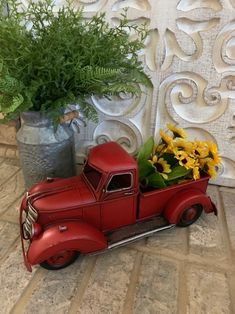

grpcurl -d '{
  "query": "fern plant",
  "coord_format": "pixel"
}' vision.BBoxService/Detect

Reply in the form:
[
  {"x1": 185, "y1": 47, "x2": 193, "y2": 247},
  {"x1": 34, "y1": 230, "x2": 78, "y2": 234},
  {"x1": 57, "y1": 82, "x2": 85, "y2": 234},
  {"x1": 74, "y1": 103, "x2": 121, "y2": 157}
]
[{"x1": 0, "y1": 0, "x2": 152, "y2": 122}]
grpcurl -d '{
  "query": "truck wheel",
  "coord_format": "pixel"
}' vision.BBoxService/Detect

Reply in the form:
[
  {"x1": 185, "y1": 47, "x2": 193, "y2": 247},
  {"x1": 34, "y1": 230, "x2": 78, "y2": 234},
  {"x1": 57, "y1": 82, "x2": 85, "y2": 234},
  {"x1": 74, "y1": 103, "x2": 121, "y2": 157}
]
[
  {"x1": 40, "y1": 250, "x2": 80, "y2": 270},
  {"x1": 177, "y1": 204, "x2": 203, "y2": 227}
]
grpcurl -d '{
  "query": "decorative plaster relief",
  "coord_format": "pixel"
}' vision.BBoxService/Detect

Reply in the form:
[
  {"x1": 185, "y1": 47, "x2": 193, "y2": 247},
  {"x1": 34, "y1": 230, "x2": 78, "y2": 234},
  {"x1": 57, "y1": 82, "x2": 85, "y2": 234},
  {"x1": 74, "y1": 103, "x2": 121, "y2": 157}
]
[
  {"x1": 177, "y1": 0, "x2": 222, "y2": 12},
  {"x1": 93, "y1": 119, "x2": 142, "y2": 154},
  {"x1": 74, "y1": 0, "x2": 108, "y2": 12},
  {"x1": 114, "y1": 0, "x2": 221, "y2": 71},
  {"x1": 22, "y1": 0, "x2": 235, "y2": 186},
  {"x1": 218, "y1": 157, "x2": 235, "y2": 179},
  {"x1": 213, "y1": 20, "x2": 235, "y2": 73},
  {"x1": 91, "y1": 85, "x2": 148, "y2": 118},
  {"x1": 112, "y1": 0, "x2": 151, "y2": 12},
  {"x1": 158, "y1": 72, "x2": 227, "y2": 124},
  {"x1": 227, "y1": 111, "x2": 235, "y2": 144},
  {"x1": 184, "y1": 127, "x2": 217, "y2": 143}
]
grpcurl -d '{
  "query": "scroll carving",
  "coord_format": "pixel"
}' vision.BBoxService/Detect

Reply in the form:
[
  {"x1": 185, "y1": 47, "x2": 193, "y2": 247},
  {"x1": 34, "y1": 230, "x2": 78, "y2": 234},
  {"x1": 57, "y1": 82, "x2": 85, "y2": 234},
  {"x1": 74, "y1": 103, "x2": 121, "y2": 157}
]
[
  {"x1": 91, "y1": 85, "x2": 148, "y2": 118},
  {"x1": 213, "y1": 20, "x2": 235, "y2": 73},
  {"x1": 157, "y1": 73, "x2": 228, "y2": 124},
  {"x1": 93, "y1": 120, "x2": 142, "y2": 155},
  {"x1": 112, "y1": 0, "x2": 220, "y2": 71}
]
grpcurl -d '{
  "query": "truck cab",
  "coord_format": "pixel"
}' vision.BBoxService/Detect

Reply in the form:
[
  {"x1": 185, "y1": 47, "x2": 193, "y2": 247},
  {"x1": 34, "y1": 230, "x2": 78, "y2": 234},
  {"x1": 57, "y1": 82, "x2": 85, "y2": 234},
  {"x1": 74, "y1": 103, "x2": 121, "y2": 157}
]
[{"x1": 20, "y1": 142, "x2": 217, "y2": 271}]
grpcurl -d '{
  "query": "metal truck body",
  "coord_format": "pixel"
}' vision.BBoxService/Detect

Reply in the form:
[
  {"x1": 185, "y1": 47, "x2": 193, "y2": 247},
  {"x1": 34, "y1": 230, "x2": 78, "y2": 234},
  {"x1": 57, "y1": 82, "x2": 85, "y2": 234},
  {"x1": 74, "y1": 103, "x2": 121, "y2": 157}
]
[{"x1": 19, "y1": 142, "x2": 217, "y2": 271}]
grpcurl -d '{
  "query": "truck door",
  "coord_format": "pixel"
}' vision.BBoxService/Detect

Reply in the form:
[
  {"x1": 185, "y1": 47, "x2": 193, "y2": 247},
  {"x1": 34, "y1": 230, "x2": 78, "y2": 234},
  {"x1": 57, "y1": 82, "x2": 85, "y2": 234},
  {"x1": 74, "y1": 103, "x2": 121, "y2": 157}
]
[{"x1": 100, "y1": 171, "x2": 137, "y2": 231}]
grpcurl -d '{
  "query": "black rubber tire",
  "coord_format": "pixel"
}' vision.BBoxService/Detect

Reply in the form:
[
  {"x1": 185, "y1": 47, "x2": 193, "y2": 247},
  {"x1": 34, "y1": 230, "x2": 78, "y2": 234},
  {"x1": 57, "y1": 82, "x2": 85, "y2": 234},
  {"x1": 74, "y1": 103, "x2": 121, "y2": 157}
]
[
  {"x1": 40, "y1": 251, "x2": 80, "y2": 270},
  {"x1": 177, "y1": 204, "x2": 203, "y2": 227}
]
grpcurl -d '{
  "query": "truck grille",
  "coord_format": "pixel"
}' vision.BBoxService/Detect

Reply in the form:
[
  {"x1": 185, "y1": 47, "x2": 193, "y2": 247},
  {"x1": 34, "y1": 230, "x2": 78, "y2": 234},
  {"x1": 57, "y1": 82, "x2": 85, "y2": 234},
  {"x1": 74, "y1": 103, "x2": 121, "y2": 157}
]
[{"x1": 23, "y1": 202, "x2": 38, "y2": 239}]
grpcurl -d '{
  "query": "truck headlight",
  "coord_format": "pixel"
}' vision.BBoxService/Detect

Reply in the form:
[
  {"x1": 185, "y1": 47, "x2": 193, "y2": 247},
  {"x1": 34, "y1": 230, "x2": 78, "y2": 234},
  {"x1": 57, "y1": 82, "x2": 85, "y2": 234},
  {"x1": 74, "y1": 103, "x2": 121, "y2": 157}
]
[{"x1": 31, "y1": 223, "x2": 42, "y2": 239}]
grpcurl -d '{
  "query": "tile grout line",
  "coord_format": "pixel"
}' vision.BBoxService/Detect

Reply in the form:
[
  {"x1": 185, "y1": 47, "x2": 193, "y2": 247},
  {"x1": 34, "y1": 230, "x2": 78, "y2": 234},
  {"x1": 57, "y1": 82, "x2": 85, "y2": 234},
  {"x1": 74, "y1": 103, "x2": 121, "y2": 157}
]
[
  {"x1": 227, "y1": 270, "x2": 235, "y2": 314},
  {"x1": 9, "y1": 267, "x2": 47, "y2": 314},
  {"x1": 217, "y1": 188, "x2": 235, "y2": 314},
  {"x1": 126, "y1": 246, "x2": 235, "y2": 273},
  {"x1": 219, "y1": 187, "x2": 235, "y2": 195},
  {"x1": 0, "y1": 167, "x2": 22, "y2": 189},
  {"x1": 217, "y1": 188, "x2": 233, "y2": 263},
  {"x1": 177, "y1": 261, "x2": 188, "y2": 314},
  {"x1": 68, "y1": 256, "x2": 97, "y2": 314},
  {"x1": 121, "y1": 251, "x2": 143, "y2": 314}
]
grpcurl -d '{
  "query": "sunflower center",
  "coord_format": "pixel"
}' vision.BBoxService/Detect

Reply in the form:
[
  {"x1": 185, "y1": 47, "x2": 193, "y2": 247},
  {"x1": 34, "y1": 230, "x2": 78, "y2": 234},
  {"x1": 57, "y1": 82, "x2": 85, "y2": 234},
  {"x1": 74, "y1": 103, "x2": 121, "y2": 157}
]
[
  {"x1": 155, "y1": 162, "x2": 164, "y2": 173},
  {"x1": 181, "y1": 158, "x2": 187, "y2": 164}
]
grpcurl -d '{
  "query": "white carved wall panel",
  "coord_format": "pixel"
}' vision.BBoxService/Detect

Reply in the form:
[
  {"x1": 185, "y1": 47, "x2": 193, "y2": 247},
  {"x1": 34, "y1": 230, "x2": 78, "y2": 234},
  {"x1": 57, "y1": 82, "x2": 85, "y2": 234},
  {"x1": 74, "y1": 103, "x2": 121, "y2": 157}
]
[{"x1": 42, "y1": 0, "x2": 235, "y2": 186}]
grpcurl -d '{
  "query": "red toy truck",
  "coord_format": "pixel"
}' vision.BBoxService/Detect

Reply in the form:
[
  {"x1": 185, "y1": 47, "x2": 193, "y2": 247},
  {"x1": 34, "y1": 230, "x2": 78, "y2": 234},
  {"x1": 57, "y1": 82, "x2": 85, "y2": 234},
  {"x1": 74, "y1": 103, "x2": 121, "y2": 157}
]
[{"x1": 20, "y1": 142, "x2": 217, "y2": 271}]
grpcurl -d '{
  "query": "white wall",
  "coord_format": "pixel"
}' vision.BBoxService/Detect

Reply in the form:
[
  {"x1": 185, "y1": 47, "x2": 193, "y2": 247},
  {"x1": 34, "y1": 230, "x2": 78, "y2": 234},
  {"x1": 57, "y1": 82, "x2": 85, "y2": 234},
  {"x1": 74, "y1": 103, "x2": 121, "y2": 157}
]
[{"x1": 27, "y1": 0, "x2": 235, "y2": 187}]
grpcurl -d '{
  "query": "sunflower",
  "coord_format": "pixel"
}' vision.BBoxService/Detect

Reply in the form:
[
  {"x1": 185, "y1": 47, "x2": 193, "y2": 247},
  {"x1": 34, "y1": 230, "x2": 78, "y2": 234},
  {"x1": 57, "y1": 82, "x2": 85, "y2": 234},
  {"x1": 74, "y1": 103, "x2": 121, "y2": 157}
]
[
  {"x1": 167, "y1": 123, "x2": 188, "y2": 139},
  {"x1": 191, "y1": 140, "x2": 209, "y2": 159},
  {"x1": 159, "y1": 129, "x2": 174, "y2": 148},
  {"x1": 206, "y1": 141, "x2": 221, "y2": 165},
  {"x1": 155, "y1": 143, "x2": 167, "y2": 156},
  {"x1": 175, "y1": 151, "x2": 195, "y2": 169},
  {"x1": 149, "y1": 155, "x2": 171, "y2": 179},
  {"x1": 200, "y1": 158, "x2": 217, "y2": 178},
  {"x1": 173, "y1": 138, "x2": 193, "y2": 155}
]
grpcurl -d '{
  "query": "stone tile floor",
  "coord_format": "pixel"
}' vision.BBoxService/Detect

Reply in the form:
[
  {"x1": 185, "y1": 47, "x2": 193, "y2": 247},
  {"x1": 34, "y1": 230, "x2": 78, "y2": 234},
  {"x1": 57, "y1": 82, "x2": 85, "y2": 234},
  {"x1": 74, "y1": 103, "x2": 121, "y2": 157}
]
[{"x1": 0, "y1": 147, "x2": 234, "y2": 314}]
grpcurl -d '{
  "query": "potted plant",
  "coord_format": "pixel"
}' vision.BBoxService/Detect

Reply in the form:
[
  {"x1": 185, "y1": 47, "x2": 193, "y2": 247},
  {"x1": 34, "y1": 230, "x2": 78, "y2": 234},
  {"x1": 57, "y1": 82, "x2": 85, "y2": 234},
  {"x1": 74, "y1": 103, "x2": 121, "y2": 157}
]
[
  {"x1": 137, "y1": 124, "x2": 221, "y2": 190},
  {"x1": 0, "y1": 0, "x2": 152, "y2": 188}
]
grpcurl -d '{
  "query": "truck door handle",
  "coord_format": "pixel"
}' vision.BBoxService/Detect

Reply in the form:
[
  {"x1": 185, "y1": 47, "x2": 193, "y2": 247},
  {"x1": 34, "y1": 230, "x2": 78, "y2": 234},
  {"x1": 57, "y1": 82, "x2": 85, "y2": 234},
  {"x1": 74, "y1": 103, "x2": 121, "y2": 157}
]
[{"x1": 124, "y1": 191, "x2": 134, "y2": 195}]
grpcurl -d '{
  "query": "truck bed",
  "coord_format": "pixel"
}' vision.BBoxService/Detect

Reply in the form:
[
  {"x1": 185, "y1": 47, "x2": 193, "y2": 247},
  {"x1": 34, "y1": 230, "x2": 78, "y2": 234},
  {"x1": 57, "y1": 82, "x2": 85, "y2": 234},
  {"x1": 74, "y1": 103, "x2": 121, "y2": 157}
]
[{"x1": 138, "y1": 174, "x2": 210, "y2": 219}]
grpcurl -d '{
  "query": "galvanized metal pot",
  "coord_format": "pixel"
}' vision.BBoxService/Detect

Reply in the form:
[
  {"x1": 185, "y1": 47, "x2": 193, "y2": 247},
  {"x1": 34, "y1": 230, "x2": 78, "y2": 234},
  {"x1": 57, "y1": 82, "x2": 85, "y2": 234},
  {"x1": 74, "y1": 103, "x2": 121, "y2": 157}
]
[{"x1": 16, "y1": 112, "x2": 76, "y2": 189}]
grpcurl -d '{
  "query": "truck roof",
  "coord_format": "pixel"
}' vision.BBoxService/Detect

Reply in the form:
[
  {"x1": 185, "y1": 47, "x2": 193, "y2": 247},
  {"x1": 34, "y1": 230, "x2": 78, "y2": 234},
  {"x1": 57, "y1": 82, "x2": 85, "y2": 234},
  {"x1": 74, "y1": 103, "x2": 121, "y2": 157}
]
[{"x1": 88, "y1": 142, "x2": 137, "y2": 173}]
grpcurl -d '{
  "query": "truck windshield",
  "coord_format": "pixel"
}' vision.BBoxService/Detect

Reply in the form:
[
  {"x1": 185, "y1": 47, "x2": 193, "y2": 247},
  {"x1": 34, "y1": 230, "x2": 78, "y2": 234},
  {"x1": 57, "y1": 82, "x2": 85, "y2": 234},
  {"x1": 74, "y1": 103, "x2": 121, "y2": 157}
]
[{"x1": 83, "y1": 164, "x2": 102, "y2": 190}]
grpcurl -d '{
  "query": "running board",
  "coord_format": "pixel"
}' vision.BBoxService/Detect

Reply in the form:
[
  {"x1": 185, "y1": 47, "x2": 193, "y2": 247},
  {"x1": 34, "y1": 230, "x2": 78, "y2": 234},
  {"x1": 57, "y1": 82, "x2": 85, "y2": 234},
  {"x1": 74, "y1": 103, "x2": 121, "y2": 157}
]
[{"x1": 107, "y1": 224, "x2": 175, "y2": 250}]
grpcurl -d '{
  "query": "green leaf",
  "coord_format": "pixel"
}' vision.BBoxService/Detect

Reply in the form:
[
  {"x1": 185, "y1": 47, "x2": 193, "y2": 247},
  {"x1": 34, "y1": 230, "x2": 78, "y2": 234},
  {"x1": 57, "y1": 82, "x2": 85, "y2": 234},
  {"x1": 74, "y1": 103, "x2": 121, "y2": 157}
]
[
  {"x1": 161, "y1": 153, "x2": 178, "y2": 167},
  {"x1": 137, "y1": 137, "x2": 154, "y2": 161},
  {"x1": 138, "y1": 159, "x2": 155, "y2": 180},
  {"x1": 147, "y1": 172, "x2": 166, "y2": 188},
  {"x1": 166, "y1": 166, "x2": 191, "y2": 181}
]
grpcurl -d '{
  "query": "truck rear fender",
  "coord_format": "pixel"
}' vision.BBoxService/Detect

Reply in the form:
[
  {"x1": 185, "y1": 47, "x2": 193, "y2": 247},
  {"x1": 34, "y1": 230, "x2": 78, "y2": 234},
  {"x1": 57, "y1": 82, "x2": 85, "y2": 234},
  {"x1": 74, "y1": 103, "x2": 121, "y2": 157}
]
[
  {"x1": 164, "y1": 189, "x2": 217, "y2": 224},
  {"x1": 27, "y1": 221, "x2": 107, "y2": 265}
]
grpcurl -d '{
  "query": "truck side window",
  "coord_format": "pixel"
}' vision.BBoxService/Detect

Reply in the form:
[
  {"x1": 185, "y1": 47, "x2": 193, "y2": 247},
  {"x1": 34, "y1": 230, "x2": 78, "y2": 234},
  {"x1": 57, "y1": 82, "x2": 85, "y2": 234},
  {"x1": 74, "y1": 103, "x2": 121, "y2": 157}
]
[{"x1": 107, "y1": 173, "x2": 132, "y2": 192}]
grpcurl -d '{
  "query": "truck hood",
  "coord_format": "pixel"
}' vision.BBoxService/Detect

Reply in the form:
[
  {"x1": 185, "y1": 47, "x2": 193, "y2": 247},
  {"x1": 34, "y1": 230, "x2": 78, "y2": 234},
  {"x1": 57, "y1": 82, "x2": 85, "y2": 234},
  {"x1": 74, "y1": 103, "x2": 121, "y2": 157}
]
[{"x1": 28, "y1": 176, "x2": 96, "y2": 212}]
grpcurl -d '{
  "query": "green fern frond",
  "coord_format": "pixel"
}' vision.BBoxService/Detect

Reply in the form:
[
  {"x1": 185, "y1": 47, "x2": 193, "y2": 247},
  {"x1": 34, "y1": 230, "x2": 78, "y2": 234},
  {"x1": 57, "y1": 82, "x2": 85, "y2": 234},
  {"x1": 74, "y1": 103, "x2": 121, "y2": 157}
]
[
  {"x1": 78, "y1": 96, "x2": 98, "y2": 122},
  {"x1": 100, "y1": 83, "x2": 139, "y2": 96},
  {"x1": 79, "y1": 66, "x2": 122, "y2": 83},
  {"x1": 6, "y1": 94, "x2": 24, "y2": 113},
  {"x1": 0, "y1": 75, "x2": 23, "y2": 95},
  {"x1": 127, "y1": 69, "x2": 153, "y2": 88},
  {"x1": 0, "y1": 1, "x2": 151, "y2": 122},
  {"x1": 0, "y1": 93, "x2": 24, "y2": 114}
]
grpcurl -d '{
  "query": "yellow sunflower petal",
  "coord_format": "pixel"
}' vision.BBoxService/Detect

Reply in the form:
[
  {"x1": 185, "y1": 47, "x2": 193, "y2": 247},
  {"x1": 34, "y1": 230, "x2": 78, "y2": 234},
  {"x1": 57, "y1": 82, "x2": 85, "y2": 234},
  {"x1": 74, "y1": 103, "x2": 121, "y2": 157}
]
[
  {"x1": 152, "y1": 155, "x2": 158, "y2": 163},
  {"x1": 158, "y1": 158, "x2": 172, "y2": 173},
  {"x1": 173, "y1": 138, "x2": 193, "y2": 154},
  {"x1": 193, "y1": 167, "x2": 200, "y2": 180},
  {"x1": 192, "y1": 141, "x2": 209, "y2": 159},
  {"x1": 206, "y1": 141, "x2": 221, "y2": 165},
  {"x1": 159, "y1": 129, "x2": 174, "y2": 148},
  {"x1": 167, "y1": 123, "x2": 188, "y2": 139}
]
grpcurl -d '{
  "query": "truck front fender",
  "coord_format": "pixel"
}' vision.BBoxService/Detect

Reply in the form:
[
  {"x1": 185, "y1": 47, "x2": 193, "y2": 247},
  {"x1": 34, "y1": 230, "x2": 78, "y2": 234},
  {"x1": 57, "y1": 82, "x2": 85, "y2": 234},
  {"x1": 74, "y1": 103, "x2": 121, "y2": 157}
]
[
  {"x1": 27, "y1": 221, "x2": 107, "y2": 265},
  {"x1": 164, "y1": 188, "x2": 217, "y2": 225}
]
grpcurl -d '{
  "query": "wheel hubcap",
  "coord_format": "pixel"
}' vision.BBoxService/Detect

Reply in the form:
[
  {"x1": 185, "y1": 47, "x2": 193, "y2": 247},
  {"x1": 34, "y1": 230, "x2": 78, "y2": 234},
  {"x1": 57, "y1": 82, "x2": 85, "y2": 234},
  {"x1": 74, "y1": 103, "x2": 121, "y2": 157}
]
[
  {"x1": 47, "y1": 251, "x2": 74, "y2": 267},
  {"x1": 182, "y1": 207, "x2": 197, "y2": 222}
]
